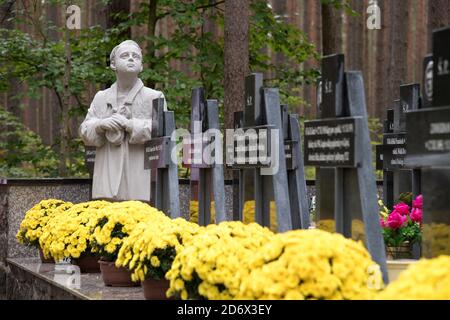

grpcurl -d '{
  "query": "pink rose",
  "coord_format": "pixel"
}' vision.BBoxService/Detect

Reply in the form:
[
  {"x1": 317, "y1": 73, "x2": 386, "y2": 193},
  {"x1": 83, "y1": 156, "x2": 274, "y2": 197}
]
[
  {"x1": 393, "y1": 202, "x2": 410, "y2": 216},
  {"x1": 379, "y1": 217, "x2": 387, "y2": 228},
  {"x1": 410, "y1": 208, "x2": 423, "y2": 224},
  {"x1": 413, "y1": 195, "x2": 423, "y2": 209},
  {"x1": 387, "y1": 211, "x2": 407, "y2": 229}
]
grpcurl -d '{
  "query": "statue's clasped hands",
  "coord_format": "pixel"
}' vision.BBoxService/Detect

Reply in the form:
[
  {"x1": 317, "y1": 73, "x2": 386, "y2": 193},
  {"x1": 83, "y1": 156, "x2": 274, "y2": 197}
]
[{"x1": 98, "y1": 113, "x2": 132, "y2": 133}]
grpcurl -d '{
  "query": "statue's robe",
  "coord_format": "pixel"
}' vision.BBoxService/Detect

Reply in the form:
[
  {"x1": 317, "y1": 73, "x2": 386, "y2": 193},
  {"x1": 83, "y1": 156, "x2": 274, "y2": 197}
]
[{"x1": 79, "y1": 78, "x2": 166, "y2": 201}]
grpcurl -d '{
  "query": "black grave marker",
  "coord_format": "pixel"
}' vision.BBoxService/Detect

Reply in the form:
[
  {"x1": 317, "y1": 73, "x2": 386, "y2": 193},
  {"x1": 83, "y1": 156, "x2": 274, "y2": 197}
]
[
  {"x1": 144, "y1": 98, "x2": 180, "y2": 218},
  {"x1": 405, "y1": 26, "x2": 450, "y2": 258},
  {"x1": 305, "y1": 56, "x2": 388, "y2": 282},
  {"x1": 281, "y1": 106, "x2": 310, "y2": 229},
  {"x1": 183, "y1": 88, "x2": 226, "y2": 225},
  {"x1": 227, "y1": 74, "x2": 300, "y2": 232}
]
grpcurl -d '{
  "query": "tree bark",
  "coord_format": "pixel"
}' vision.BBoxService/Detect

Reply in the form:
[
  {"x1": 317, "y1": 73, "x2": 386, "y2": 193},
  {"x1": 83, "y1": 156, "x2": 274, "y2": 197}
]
[
  {"x1": 224, "y1": 0, "x2": 249, "y2": 130},
  {"x1": 224, "y1": 0, "x2": 249, "y2": 179},
  {"x1": 146, "y1": 0, "x2": 158, "y2": 88},
  {"x1": 321, "y1": 2, "x2": 343, "y2": 55},
  {"x1": 375, "y1": 0, "x2": 390, "y2": 119},
  {"x1": 388, "y1": 0, "x2": 409, "y2": 104}
]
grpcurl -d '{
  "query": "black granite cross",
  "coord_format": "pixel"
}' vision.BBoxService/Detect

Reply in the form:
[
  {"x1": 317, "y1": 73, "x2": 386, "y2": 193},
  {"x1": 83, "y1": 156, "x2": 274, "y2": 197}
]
[
  {"x1": 405, "y1": 27, "x2": 450, "y2": 258},
  {"x1": 182, "y1": 88, "x2": 225, "y2": 225},
  {"x1": 144, "y1": 98, "x2": 180, "y2": 217},
  {"x1": 304, "y1": 54, "x2": 388, "y2": 283},
  {"x1": 227, "y1": 73, "x2": 293, "y2": 232}
]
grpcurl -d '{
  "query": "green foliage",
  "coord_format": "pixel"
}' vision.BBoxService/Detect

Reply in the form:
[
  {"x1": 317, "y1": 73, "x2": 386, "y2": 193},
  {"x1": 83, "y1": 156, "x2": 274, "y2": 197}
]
[
  {"x1": 320, "y1": 0, "x2": 358, "y2": 16},
  {"x1": 382, "y1": 223, "x2": 422, "y2": 247},
  {"x1": 368, "y1": 117, "x2": 383, "y2": 179},
  {"x1": 0, "y1": 107, "x2": 58, "y2": 177}
]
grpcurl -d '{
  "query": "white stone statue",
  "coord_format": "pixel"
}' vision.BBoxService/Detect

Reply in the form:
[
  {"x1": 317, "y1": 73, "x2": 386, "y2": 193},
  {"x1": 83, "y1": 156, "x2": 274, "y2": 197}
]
[{"x1": 79, "y1": 40, "x2": 166, "y2": 201}]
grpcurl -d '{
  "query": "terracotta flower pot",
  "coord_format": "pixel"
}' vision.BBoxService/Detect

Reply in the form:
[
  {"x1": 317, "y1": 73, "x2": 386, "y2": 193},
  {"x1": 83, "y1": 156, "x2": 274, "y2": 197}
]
[
  {"x1": 99, "y1": 260, "x2": 139, "y2": 287},
  {"x1": 142, "y1": 278, "x2": 171, "y2": 300},
  {"x1": 39, "y1": 248, "x2": 55, "y2": 264},
  {"x1": 386, "y1": 242, "x2": 413, "y2": 260},
  {"x1": 72, "y1": 254, "x2": 100, "y2": 273}
]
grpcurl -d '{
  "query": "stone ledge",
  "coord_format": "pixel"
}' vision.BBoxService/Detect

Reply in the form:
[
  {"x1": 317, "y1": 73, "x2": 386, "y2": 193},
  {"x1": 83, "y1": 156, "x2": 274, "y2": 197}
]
[{"x1": 6, "y1": 258, "x2": 144, "y2": 300}]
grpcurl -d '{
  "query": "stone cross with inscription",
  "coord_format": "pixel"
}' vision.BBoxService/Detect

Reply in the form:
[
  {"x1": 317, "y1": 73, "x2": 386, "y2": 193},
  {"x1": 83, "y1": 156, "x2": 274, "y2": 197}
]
[
  {"x1": 405, "y1": 27, "x2": 450, "y2": 258},
  {"x1": 144, "y1": 98, "x2": 180, "y2": 217},
  {"x1": 183, "y1": 88, "x2": 226, "y2": 225},
  {"x1": 304, "y1": 54, "x2": 388, "y2": 282},
  {"x1": 227, "y1": 73, "x2": 294, "y2": 232}
]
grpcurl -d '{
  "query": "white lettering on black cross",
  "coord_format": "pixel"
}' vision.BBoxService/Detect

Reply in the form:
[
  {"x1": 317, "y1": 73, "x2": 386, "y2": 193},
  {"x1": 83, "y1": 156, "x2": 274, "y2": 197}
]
[
  {"x1": 144, "y1": 98, "x2": 180, "y2": 218},
  {"x1": 227, "y1": 73, "x2": 292, "y2": 232},
  {"x1": 404, "y1": 27, "x2": 450, "y2": 258},
  {"x1": 183, "y1": 88, "x2": 225, "y2": 226},
  {"x1": 304, "y1": 54, "x2": 388, "y2": 283}
]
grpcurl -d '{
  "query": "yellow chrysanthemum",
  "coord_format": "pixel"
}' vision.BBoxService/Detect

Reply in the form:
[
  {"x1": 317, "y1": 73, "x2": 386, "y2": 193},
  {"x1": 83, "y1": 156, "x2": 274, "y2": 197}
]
[
  {"x1": 238, "y1": 229, "x2": 383, "y2": 300},
  {"x1": 378, "y1": 256, "x2": 450, "y2": 300},
  {"x1": 166, "y1": 221, "x2": 274, "y2": 300}
]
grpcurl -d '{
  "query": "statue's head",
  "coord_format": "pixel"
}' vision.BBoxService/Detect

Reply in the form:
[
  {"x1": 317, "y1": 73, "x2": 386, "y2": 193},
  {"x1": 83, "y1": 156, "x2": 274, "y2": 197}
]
[{"x1": 110, "y1": 40, "x2": 143, "y2": 75}]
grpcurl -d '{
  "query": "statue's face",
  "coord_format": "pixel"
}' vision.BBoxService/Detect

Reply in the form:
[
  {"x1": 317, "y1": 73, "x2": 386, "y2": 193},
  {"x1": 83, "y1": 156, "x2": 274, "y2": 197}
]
[{"x1": 112, "y1": 43, "x2": 143, "y2": 74}]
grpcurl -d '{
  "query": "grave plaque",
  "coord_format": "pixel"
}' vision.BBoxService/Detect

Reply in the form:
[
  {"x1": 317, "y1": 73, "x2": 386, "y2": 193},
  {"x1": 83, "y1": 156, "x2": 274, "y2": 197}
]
[
  {"x1": 226, "y1": 125, "x2": 273, "y2": 169},
  {"x1": 382, "y1": 133, "x2": 407, "y2": 169},
  {"x1": 84, "y1": 146, "x2": 96, "y2": 177},
  {"x1": 405, "y1": 106, "x2": 450, "y2": 168},
  {"x1": 304, "y1": 117, "x2": 360, "y2": 168},
  {"x1": 144, "y1": 136, "x2": 171, "y2": 169}
]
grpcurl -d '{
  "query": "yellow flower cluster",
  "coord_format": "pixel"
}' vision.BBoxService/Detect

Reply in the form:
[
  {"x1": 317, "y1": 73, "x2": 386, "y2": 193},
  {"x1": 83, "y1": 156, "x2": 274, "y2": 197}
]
[
  {"x1": 242, "y1": 201, "x2": 278, "y2": 232},
  {"x1": 238, "y1": 229, "x2": 383, "y2": 300},
  {"x1": 91, "y1": 201, "x2": 167, "y2": 261},
  {"x1": 378, "y1": 198, "x2": 390, "y2": 219},
  {"x1": 378, "y1": 256, "x2": 450, "y2": 300},
  {"x1": 422, "y1": 223, "x2": 450, "y2": 257},
  {"x1": 16, "y1": 199, "x2": 73, "y2": 247},
  {"x1": 316, "y1": 219, "x2": 365, "y2": 243},
  {"x1": 189, "y1": 200, "x2": 278, "y2": 232},
  {"x1": 39, "y1": 201, "x2": 110, "y2": 261},
  {"x1": 166, "y1": 221, "x2": 274, "y2": 300},
  {"x1": 189, "y1": 200, "x2": 216, "y2": 224},
  {"x1": 116, "y1": 218, "x2": 201, "y2": 283}
]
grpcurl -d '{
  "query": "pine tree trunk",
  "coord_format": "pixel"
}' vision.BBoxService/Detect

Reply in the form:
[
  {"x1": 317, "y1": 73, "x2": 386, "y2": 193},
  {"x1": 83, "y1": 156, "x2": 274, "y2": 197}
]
[
  {"x1": 224, "y1": 0, "x2": 249, "y2": 179},
  {"x1": 388, "y1": 1, "x2": 409, "y2": 104},
  {"x1": 321, "y1": 3, "x2": 343, "y2": 55},
  {"x1": 146, "y1": 0, "x2": 158, "y2": 88}
]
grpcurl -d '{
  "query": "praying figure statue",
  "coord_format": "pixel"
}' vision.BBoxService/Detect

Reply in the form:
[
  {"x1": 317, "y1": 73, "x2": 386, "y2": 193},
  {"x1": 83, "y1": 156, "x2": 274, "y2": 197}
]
[{"x1": 79, "y1": 40, "x2": 166, "y2": 201}]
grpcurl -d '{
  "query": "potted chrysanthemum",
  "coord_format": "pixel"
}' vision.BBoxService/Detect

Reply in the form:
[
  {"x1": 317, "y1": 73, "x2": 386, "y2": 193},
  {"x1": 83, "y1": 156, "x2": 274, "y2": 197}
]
[
  {"x1": 165, "y1": 221, "x2": 274, "y2": 300},
  {"x1": 39, "y1": 200, "x2": 111, "y2": 272},
  {"x1": 91, "y1": 201, "x2": 167, "y2": 287},
  {"x1": 17, "y1": 199, "x2": 73, "y2": 263},
  {"x1": 238, "y1": 229, "x2": 384, "y2": 300},
  {"x1": 116, "y1": 218, "x2": 201, "y2": 299}
]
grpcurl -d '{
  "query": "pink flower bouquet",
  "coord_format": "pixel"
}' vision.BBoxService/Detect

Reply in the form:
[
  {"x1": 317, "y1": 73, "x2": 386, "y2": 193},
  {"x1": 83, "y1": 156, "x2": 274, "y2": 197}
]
[{"x1": 379, "y1": 193, "x2": 422, "y2": 248}]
